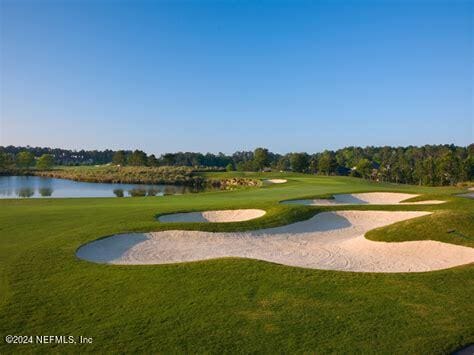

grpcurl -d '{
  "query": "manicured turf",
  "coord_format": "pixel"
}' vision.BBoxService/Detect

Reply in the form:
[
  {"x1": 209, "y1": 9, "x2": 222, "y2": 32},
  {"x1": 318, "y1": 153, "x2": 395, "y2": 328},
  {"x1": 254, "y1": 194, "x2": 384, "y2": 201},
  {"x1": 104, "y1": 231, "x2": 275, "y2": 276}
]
[{"x1": 0, "y1": 174, "x2": 473, "y2": 353}]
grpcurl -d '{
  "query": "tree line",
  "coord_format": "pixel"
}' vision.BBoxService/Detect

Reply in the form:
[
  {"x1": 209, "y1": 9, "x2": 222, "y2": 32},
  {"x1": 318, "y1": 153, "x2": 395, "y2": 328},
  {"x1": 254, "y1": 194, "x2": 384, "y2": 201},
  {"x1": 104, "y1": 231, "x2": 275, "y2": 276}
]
[
  {"x1": 0, "y1": 150, "x2": 55, "y2": 170},
  {"x1": 0, "y1": 146, "x2": 119, "y2": 165},
  {"x1": 1, "y1": 144, "x2": 472, "y2": 186}
]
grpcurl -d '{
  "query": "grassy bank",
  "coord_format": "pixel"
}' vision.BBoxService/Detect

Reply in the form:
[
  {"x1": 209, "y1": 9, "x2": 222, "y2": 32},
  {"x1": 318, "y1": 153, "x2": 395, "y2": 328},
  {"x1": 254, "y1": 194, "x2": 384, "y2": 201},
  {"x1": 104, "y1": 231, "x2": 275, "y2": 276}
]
[
  {"x1": 10, "y1": 165, "x2": 261, "y2": 189},
  {"x1": 33, "y1": 165, "x2": 205, "y2": 185},
  {"x1": 0, "y1": 174, "x2": 473, "y2": 353}
]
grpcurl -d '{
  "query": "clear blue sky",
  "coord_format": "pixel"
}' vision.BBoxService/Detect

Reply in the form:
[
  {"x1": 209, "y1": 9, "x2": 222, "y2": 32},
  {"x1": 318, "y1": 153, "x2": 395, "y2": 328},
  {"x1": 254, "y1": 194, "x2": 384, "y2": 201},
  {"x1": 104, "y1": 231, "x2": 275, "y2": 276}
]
[{"x1": 1, "y1": 0, "x2": 472, "y2": 155}]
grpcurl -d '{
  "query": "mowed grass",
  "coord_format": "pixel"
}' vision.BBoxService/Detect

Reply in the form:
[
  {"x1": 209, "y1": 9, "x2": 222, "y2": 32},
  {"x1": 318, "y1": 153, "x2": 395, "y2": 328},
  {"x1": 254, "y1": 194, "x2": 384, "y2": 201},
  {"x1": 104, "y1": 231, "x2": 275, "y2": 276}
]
[{"x1": 0, "y1": 174, "x2": 473, "y2": 353}]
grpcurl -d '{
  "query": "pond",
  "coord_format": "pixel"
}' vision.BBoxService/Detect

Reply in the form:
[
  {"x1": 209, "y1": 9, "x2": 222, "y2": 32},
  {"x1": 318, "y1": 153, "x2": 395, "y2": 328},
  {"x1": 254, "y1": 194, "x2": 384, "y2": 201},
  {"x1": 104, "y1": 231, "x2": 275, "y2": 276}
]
[{"x1": 0, "y1": 176, "x2": 209, "y2": 198}]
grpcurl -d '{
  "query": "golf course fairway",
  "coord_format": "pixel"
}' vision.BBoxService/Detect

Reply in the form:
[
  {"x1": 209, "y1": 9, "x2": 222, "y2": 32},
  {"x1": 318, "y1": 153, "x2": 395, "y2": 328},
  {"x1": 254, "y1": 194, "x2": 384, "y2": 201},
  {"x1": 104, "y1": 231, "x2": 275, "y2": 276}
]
[{"x1": 1, "y1": 173, "x2": 473, "y2": 353}]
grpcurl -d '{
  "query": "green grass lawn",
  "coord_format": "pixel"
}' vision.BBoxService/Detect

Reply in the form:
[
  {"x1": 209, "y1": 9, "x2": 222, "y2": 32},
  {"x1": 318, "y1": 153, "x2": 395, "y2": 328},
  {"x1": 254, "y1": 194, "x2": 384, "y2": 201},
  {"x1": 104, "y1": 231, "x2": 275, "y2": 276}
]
[{"x1": 0, "y1": 174, "x2": 473, "y2": 353}]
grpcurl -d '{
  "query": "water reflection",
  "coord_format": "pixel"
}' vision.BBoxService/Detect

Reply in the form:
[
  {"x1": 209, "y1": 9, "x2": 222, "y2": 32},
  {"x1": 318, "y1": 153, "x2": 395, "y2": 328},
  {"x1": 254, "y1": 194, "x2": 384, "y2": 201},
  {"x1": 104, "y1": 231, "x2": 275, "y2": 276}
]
[
  {"x1": 128, "y1": 188, "x2": 147, "y2": 197},
  {"x1": 147, "y1": 187, "x2": 160, "y2": 196},
  {"x1": 0, "y1": 176, "x2": 211, "y2": 199},
  {"x1": 163, "y1": 186, "x2": 176, "y2": 195},
  {"x1": 17, "y1": 187, "x2": 35, "y2": 198},
  {"x1": 113, "y1": 189, "x2": 124, "y2": 197},
  {"x1": 39, "y1": 187, "x2": 53, "y2": 197}
]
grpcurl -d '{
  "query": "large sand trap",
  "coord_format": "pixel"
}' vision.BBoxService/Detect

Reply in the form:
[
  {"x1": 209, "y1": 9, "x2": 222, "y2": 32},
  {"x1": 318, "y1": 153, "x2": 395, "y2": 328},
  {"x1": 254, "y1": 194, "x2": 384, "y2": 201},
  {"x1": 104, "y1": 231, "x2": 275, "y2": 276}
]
[
  {"x1": 282, "y1": 192, "x2": 445, "y2": 206},
  {"x1": 158, "y1": 209, "x2": 266, "y2": 223},
  {"x1": 77, "y1": 211, "x2": 474, "y2": 272},
  {"x1": 264, "y1": 179, "x2": 287, "y2": 184}
]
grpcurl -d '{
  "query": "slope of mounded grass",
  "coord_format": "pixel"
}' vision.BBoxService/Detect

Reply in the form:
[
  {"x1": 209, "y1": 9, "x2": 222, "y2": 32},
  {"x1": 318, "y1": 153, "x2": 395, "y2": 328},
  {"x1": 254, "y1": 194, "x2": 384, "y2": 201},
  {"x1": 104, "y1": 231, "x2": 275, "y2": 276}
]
[
  {"x1": 0, "y1": 175, "x2": 473, "y2": 353},
  {"x1": 366, "y1": 197, "x2": 474, "y2": 247}
]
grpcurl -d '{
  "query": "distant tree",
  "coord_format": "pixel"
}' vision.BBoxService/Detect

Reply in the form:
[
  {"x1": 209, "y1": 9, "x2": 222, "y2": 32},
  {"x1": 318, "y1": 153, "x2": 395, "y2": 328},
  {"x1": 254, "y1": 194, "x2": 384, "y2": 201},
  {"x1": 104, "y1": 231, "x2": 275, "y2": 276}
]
[
  {"x1": 290, "y1": 153, "x2": 309, "y2": 173},
  {"x1": 1, "y1": 143, "x2": 471, "y2": 186},
  {"x1": 147, "y1": 154, "x2": 159, "y2": 167},
  {"x1": 127, "y1": 150, "x2": 147, "y2": 166},
  {"x1": 16, "y1": 151, "x2": 35, "y2": 168},
  {"x1": 355, "y1": 158, "x2": 372, "y2": 179},
  {"x1": 112, "y1": 150, "x2": 127, "y2": 166},
  {"x1": 462, "y1": 155, "x2": 474, "y2": 181},
  {"x1": 253, "y1": 147, "x2": 270, "y2": 171},
  {"x1": 413, "y1": 159, "x2": 425, "y2": 185},
  {"x1": 0, "y1": 152, "x2": 14, "y2": 169},
  {"x1": 394, "y1": 153, "x2": 411, "y2": 184},
  {"x1": 237, "y1": 160, "x2": 257, "y2": 172},
  {"x1": 308, "y1": 156, "x2": 318, "y2": 174},
  {"x1": 422, "y1": 156, "x2": 438, "y2": 186},
  {"x1": 36, "y1": 154, "x2": 55, "y2": 170},
  {"x1": 276, "y1": 156, "x2": 290, "y2": 171},
  {"x1": 232, "y1": 151, "x2": 254, "y2": 166},
  {"x1": 437, "y1": 150, "x2": 460, "y2": 185},
  {"x1": 161, "y1": 153, "x2": 176, "y2": 166},
  {"x1": 0, "y1": 152, "x2": 7, "y2": 169},
  {"x1": 317, "y1": 151, "x2": 337, "y2": 175},
  {"x1": 226, "y1": 163, "x2": 234, "y2": 171}
]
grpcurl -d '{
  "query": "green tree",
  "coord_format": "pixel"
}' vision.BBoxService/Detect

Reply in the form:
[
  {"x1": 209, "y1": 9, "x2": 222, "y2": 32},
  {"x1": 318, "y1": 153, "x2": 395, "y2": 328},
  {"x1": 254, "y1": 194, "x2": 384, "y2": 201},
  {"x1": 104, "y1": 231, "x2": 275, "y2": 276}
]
[
  {"x1": 127, "y1": 150, "x2": 147, "y2": 166},
  {"x1": 290, "y1": 153, "x2": 309, "y2": 173},
  {"x1": 16, "y1": 151, "x2": 35, "y2": 168},
  {"x1": 308, "y1": 156, "x2": 319, "y2": 174},
  {"x1": 225, "y1": 163, "x2": 234, "y2": 171},
  {"x1": 112, "y1": 151, "x2": 127, "y2": 166},
  {"x1": 355, "y1": 158, "x2": 372, "y2": 179},
  {"x1": 253, "y1": 148, "x2": 270, "y2": 171},
  {"x1": 36, "y1": 154, "x2": 55, "y2": 170},
  {"x1": 437, "y1": 150, "x2": 460, "y2": 185},
  {"x1": 162, "y1": 153, "x2": 176, "y2": 166},
  {"x1": 318, "y1": 151, "x2": 337, "y2": 175},
  {"x1": 0, "y1": 152, "x2": 7, "y2": 169},
  {"x1": 147, "y1": 154, "x2": 159, "y2": 167},
  {"x1": 276, "y1": 156, "x2": 290, "y2": 171},
  {"x1": 236, "y1": 160, "x2": 257, "y2": 172},
  {"x1": 461, "y1": 155, "x2": 474, "y2": 181}
]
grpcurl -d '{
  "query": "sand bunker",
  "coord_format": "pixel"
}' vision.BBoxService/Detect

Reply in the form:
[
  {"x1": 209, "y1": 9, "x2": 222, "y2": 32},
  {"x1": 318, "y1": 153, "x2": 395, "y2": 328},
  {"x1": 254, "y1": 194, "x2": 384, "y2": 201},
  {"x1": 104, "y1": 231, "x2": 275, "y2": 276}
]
[
  {"x1": 459, "y1": 189, "x2": 474, "y2": 199},
  {"x1": 282, "y1": 192, "x2": 445, "y2": 206},
  {"x1": 264, "y1": 179, "x2": 287, "y2": 184},
  {"x1": 158, "y1": 209, "x2": 266, "y2": 223},
  {"x1": 77, "y1": 211, "x2": 474, "y2": 272}
]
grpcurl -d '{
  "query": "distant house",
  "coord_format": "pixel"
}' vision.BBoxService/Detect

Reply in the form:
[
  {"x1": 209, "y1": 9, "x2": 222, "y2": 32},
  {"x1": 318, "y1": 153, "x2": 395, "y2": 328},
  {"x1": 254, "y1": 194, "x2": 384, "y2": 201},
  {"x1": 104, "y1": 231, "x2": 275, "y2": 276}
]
[{"x1": 336, "y1": 166, "x2": 351, "y2": 176}]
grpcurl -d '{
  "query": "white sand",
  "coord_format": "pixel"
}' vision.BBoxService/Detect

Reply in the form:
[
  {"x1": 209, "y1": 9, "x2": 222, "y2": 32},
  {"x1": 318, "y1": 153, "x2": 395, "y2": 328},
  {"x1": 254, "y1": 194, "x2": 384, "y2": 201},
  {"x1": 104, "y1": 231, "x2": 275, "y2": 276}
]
[
  {"x1": 282, "y1": 192, "x2": 445, "y2": 206},
  {"x1": 461, "y1": 187, "x2": 474, "y2": 198},
  {"x1": 77, "y1": 211, "x2": 474, "y2": 272},
  {"x1": 158, "y1": 209, "x2": 266, "y2": 223},
  {"x1": 264, "y1": 179, "x2": 287, "y2": 184}
]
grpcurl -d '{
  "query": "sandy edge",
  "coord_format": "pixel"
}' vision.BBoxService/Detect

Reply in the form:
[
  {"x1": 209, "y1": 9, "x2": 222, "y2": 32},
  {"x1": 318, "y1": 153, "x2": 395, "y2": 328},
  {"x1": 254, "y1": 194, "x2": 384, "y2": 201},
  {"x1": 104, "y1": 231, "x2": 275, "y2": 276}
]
[
  {"x1": 282, "y1": 192, "x2": 446, "y2": 206},
  {"x1": 158, "y1": 209, "x2": 266, "y2": 223},
  {"x1": 264, "y1": 179, "x2": 287, "y2": 184}
]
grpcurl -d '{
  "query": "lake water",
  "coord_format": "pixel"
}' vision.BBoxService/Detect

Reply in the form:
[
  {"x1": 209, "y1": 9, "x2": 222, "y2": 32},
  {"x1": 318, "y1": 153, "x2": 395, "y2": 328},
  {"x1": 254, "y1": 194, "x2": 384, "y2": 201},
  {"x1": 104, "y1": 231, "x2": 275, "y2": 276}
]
[{"x1": 0, "y1": 176, "x2": 207, "y2": 198}]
